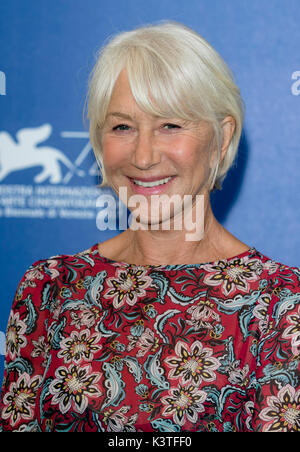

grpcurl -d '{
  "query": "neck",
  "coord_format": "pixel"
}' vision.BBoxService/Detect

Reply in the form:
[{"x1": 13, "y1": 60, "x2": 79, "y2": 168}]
[{"x1": 117, "y1": 193, "x2": 238, "y2": 265}]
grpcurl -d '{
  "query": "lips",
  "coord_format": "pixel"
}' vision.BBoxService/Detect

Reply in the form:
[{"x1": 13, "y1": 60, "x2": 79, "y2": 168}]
[
  {"x1": 127, "y1": 175, "x2": 176, "y2": 194},
  {"x1": 132, "y1": 176, "x2": 172, "y2": 187},
  {"x1": 128, "y1": 175, "x2": 175, "y2": 183}
]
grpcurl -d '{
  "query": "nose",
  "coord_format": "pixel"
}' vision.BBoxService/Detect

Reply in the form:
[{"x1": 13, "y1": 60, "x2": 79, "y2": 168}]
[{"x1": 131, "y1": 128, "x2": 160, "y2": 170}]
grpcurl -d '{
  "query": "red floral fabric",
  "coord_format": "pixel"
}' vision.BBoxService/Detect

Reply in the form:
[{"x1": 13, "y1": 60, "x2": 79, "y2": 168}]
[{"x1": 0, "y1": 244, "x2": 299, "y2": 432}]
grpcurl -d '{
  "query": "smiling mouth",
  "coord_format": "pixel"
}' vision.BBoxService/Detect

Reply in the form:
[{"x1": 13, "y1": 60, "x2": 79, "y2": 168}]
[{"x1": 131, "y1": 176, "x2": 173, "y2": 187}]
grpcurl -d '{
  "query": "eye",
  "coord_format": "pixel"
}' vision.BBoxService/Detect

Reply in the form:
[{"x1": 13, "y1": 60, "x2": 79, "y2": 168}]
[
  {"x1": 164, "y1": 123, "x2": 180, "y2": 129},
  {"x1": 162, "y1": 123, "x2": 181, "y2": 131},
  {"x1": 112, "y1": 124, "x2": 131, "y2": 131}
]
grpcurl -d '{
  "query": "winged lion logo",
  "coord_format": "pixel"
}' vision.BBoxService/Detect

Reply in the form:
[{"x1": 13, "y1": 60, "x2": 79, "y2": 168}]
[{"x1": 0, "y1": 124, "x2": 84, "y2": 184}]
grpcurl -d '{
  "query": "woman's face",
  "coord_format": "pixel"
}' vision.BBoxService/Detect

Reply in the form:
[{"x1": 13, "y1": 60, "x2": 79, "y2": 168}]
[{"x1": 101, "y1": 70, "x2": 216, "y2": 226}]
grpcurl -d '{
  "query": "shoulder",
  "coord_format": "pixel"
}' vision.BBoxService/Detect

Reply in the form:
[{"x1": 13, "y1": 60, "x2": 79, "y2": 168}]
[
  {"x1": 251, "y1": 248, "x2": 299, "y2": 291},
  {"x1": 261, "y1": 255, "x2": 300, "y2": 293},
  {"x1": 257, "y1": 252, "x2": 299, "y2": 342},
  {"x1": 15, "y1": 244, "x2": 100, "y2": 301},
  {"x1": 249, "y1": 251, "x2": 300, "y2": 361},
  {"x1": 27, "y1": 244, "x2": 99, "y2": 275},
  {"x1": 251, "y1": 249, "x2": 300, "y2": 324}
]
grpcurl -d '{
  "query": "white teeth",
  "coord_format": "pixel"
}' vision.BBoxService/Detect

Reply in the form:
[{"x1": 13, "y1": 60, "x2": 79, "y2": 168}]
[{"x1": 133, "y1": 176, "x2": 172, "y2": 187}]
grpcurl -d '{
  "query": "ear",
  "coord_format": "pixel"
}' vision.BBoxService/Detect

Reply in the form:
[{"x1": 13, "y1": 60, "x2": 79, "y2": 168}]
[{"x1": 220, "y1": 116, "x2": 236, "y2": 162}]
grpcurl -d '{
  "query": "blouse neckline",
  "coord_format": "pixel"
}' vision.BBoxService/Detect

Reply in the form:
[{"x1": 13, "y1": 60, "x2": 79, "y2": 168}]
[{"x1": 89, "y1": 243, "x2": 258, "y2": 270}]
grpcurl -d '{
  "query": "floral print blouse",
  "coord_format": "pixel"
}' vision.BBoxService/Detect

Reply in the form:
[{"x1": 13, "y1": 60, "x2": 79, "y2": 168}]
[{"x1": 0, "y1": 244, "x2": 299, "y2": 432}]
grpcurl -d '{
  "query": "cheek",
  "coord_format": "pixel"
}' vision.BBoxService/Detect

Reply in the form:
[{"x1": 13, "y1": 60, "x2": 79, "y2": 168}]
[
  {"x1": 171, "y1": 143, "x2": 210, "y2": 173},
  {"x1": 101, "y1": 137, "x2": 128, "y2": 171}
]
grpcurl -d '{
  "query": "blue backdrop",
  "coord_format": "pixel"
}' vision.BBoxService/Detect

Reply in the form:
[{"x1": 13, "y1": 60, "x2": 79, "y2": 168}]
[{"x1": 1, "y1": 0, "x2": 299, "y2": 382}]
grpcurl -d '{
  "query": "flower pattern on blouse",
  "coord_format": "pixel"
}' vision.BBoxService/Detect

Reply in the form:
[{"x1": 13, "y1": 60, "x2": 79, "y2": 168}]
[{"x1": 0, "y1": 244, "x2": 299, "y2": 432}]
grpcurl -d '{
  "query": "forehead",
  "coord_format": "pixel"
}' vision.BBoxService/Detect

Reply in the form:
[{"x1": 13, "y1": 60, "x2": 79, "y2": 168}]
[
  {"x1": 106, "y1": 69, "x2": 161, "y2": 120},
  {"x1": 105, "y1": 67, "x2": 208, "y2": 124},
  {"x1": 113, "y1": 68, "x2": 130, "y2": 88},
  {"x1": 109, "y1": 70, "x2": 134, "y2": 104}
]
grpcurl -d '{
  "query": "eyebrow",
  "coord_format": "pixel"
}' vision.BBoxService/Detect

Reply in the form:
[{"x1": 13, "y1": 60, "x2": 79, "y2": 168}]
[{"x1": 106, "y1": 112, "x2": 133, "y2": 120}]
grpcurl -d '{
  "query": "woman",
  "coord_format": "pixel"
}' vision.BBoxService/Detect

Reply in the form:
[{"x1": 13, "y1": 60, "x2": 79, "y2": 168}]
[{"x1": 0, "y1": 21, "x2": 299, "y2": 432}]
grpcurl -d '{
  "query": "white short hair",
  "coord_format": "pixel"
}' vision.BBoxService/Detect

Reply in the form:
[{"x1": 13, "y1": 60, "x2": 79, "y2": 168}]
[{"x1": 85, "y1": 21, "x2": 244, "y2": 191}]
